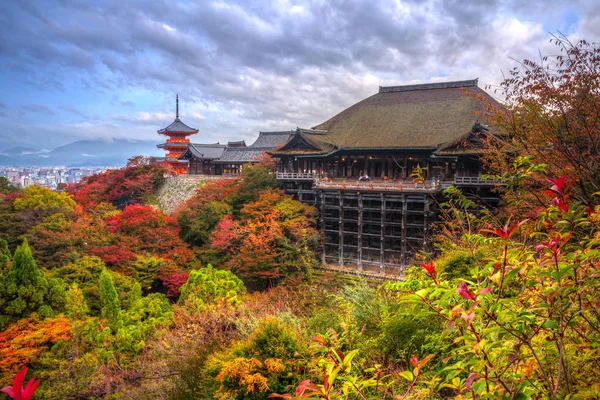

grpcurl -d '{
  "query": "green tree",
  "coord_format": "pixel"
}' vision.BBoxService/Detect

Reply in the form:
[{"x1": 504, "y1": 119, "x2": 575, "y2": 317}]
[
  {"x1": 0, "y1": 177, "x2": 19, "y2": 194},
  {"x1": 51, "y1": 256, "x2": 137, "y2": 315},
  {"x1": 0, "y1": 239, "x2": 66, "y2": 328},
  {"x1": 66, "y1": 283, "x2": 89, "y2": 320},
  {"x1": 179, "y1": 264, "x2": 245, "y2": 311},
  {"x1": 99, "y1": 269, "x2": 122, "y2": 332},
  {"x1": 0, "y1": 238, "x2": 11, "y2": 273},
  {"x1": 231, "y1": 162, "x2": 279, "y2": 212},
  {"x1": 13, "y1": 185, "x2": 76, "y2": 212}
]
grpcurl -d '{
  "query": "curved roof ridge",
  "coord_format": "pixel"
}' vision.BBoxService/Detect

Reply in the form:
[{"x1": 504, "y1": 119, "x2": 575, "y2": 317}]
[{"x1": 379, "y1": 79, "x2": 478, "y2": 93}]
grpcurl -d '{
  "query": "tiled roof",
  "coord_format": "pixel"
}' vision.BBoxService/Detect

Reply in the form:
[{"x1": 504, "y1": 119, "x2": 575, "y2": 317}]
[
  {"x1": 228, "y1": 140, "x2": 247, "y2": 147},
  {"x1": 178, "y1": 143, "x2": 226, "y2": 160},
  {"x1": 250, "y1": 131, "x2": 294, "y2": 148},
  {"x1": 215, "y1": 148, "x2": 267, "y2": 163}
]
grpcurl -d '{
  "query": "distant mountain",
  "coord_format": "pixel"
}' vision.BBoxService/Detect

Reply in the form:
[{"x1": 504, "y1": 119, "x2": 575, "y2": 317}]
[
  {"x1": 0, "y1": 146, "x2": 47, "y2": 156},
  {"x1": 0, "y1": 139, "x2": 163, "y2": 167}
]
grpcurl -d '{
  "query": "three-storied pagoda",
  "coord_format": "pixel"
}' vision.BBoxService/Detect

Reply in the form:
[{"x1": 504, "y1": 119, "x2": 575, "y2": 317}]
[{"x1": 157, "y1": 95, "x2": 198, "y2": 174}]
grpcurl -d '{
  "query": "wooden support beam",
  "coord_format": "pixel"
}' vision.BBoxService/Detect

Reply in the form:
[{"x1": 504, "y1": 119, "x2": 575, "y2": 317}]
[
  {"x1": 320, "y1": 191, "x2": 326, "y2": 265},
  {"x1": 380, "y1": 192, "x2": 386, "y2": 273},
  {"x1": 357, "y1": 192, "x2": 363, "y2": 271},
  {"x1": 338, "y1": 191, "x2": 344, "y2": 266},
  {"x1": 401, "y1": 195, "x2": 407, "y2": 267},
  {"x1": 423, "y1": 194, "x2": 430, "y2": 250}
]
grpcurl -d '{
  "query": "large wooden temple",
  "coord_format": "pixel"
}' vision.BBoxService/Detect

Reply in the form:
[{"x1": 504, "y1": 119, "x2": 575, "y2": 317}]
[{"x1": 269, "y1": 79, "x2": 502, "y2": 272}]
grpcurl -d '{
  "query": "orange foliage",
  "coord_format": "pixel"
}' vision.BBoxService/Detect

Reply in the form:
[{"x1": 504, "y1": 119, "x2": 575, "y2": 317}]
[{"x1": 0, "y1": 315, "x2": 72, "y2": 381}]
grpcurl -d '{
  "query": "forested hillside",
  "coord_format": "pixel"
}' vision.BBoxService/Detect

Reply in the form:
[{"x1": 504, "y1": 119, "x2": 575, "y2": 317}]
[{"x1": 1, "y1": 38, "x2": 600, "y2": 400}]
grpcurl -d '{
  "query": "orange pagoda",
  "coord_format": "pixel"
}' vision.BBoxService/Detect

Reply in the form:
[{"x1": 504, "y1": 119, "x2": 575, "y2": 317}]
[{"x1": 157, "y1": 95, "x2": 198, "y2": 174}]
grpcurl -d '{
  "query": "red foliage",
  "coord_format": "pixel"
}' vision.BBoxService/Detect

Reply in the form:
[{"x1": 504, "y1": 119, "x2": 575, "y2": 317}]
[
  {"x1": 210, "y1": 215, "x2": 240, "y2": 251},
  {"x1": 92, "y1": 205, "x2": 193, "y2": 270},
  {"x1": 420, "y1": 261, "x2": 438, "y2": 283},
  {"x1": 1, "y1": 367, "x2": 40, "y2": 400},
  {"x1": 67, "y1": 158, "x2": 169, "y2": 209}
]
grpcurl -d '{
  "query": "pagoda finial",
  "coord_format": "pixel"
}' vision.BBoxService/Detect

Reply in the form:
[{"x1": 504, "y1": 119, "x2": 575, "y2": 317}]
[{"x1": 176, "y1": 94, "x2": 179, "y2": 119}]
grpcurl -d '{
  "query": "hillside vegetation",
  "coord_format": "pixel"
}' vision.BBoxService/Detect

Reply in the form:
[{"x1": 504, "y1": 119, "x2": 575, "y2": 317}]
[{"x1": 1, "y1": 37, "x2": 600, "y2": 399}]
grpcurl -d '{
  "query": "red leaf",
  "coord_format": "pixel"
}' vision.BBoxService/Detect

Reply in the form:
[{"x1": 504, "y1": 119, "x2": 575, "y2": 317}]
[{"x1": 456, "y1": 282, "x2": 476, "y2": 301}]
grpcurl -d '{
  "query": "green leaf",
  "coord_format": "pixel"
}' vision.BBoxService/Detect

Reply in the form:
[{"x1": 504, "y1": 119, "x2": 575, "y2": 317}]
[
  {"x1": 398, "y1": 371, "x2": 414, "y2": 381},
  {"x1": 544, "y1": 320, "x2": 560, "y2": 330}
]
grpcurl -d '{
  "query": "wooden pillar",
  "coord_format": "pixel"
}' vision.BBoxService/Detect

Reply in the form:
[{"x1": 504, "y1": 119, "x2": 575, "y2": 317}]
[
  {"x1": 338, "y1": 192, "x2": 344, "y2": 266},
  {"x1": 357, "y1": 193, "x2": 363, "y2": 271},
  {"x1": 424, "y1": 194, "x2": 429, "y2": 250},
  {"x1": 401, "y1": 195, "x2": 407, "y2": 267},
  {"x1": 380, "y1": 193, "x2": 386, "y2": 273},
  {"x1": 320, "y1": 191, "x2": 326, "y2": 265}
]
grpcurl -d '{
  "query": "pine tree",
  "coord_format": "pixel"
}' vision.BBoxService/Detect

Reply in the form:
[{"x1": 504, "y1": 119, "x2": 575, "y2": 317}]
[
  {"x1": 0, "y1": 239, "x2": 66, "y2": 328},
  {"x1": 0, "y1": 238, "x2": 10, "y2": 273},
  {"x1": 8, "y1": 239, "x2": 41, "y2": 287},
  {"x1": 66, "y1": 283, "x2": 89, "y2": 320},
  {"x1": 99, "y1": 269, "x2": 122, "y2": 332}
]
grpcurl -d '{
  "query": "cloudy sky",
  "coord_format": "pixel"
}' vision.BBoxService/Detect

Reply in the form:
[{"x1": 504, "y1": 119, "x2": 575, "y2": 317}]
[{"x1": 1, "y1": 0, "x2": 599, "y2": 151}]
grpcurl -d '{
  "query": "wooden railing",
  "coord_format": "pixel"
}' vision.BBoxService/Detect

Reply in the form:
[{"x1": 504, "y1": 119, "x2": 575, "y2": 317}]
[
  {"x1": 314, "y1": 179, "x2": 440, "y2": 193},
  {"x1": 276, "y1": 172, "x2": 315, "y2": 180},
  {"x1": 454, "y1": 176, "x2": 503, "y2": 185}
]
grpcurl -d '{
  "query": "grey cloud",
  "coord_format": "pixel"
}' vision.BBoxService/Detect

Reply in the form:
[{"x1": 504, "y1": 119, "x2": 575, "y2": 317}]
[{"x1": 1, "y1": 0, "x2": 599, "y2": 148}]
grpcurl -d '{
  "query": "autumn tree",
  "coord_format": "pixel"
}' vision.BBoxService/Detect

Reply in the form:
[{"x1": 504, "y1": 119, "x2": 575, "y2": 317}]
[
  {"x1": 0, "y1": 240, "x2": 66, "y2": 328},
  {"x1": 0, "y1": 314, "x2": 72, "y2": 381},
  {"x1": 68, "y1": 157, "x2": 169, "y2": 209},
  {"x1": 175, "y1": 178, "x2": 238, "y2": 247},
  {"x1": 211, "y1": 189, "x2": 320, "y2": 289},
  {"x1": 230, "y1": 158, "x2": 279, "y2": 211},
  {"x1": 481, "y1": 35, "x2": 600, "y2": 209},
  {"x1": 92, "y1": 204, "x2": 193, "y2": 271}
]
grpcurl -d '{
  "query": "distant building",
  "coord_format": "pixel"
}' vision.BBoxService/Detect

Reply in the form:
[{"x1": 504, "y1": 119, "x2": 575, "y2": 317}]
[{"x1": 178, "y1": 131, "x2": 292, "y2": 176}]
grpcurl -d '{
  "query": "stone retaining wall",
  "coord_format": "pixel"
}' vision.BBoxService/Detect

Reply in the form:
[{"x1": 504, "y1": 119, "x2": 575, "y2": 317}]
[{"x1": 156, "y1": 175, "x2": 234, "y2": 215}]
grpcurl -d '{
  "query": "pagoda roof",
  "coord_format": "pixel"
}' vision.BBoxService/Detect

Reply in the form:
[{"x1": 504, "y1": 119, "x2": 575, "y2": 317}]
[
  {"x1": 158, "y1": 117, "x2": 199, "y2": 134},
  {"x1": 157, "y1": 142, "x2": 189, "y2": 149}
]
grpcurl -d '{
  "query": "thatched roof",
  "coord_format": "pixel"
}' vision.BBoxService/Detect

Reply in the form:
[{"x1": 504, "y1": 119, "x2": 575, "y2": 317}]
[{"x1": 272, "y1": 79, "x2": 502, "y2": 156}]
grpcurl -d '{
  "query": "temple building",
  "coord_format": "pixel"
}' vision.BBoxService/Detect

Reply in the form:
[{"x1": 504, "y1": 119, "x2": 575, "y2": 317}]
[
  {"x1": 157, "y1": 95, "x2": 199, "y2": 174},
  {"x1": 178, "y1": 131, "x2": 292, "y2": 175},
  {"x1": 269, "y1": 79, "x2": 503, "y2": 272}
]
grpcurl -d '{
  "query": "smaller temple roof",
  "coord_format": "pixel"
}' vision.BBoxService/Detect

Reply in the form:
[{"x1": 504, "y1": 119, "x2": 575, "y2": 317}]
[
  {"x1": 227, "y1": 140, "x2": 247, "y2": 148},
  {"x1": 269, "y1": 127, "x2": 336, "y2": 156},
  {"x1": 215, "y1": 148, "x2": 266, "y2": 163},
  {"x1": 179, "y1": 143, "x2": 226, "y2": 160},
  {"x1": 250, "y1": 131, "x2": 294, "y2": 148}
]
